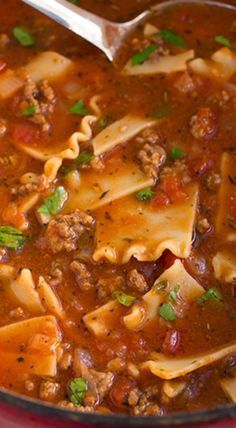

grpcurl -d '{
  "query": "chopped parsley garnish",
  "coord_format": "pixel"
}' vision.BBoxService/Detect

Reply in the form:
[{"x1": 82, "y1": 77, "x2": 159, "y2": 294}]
[
  {"x1": 69, "y1": 377, "x2": 88, "y2": 406},
  {"x1": 136, "y1": 187, "x2": 155, "y2": 201},
  {"x1": 154, "y1": 279, "x2": 168, "y2": 293},
  {"x1": 169, "y1": 285, "x2": 180, "y2": 304},
  {"x1": 70, "y1": 99, "x2": 89, "y2": 116},
  {"x1": 0, "y1": 226, "x2": 26, "y2": 249},
  {"x1": 68, "y1": 0, "x2": 79, "y2": 3},
  {"x1": 60, "y1": 165, "x2": 77, "y2": 176},
  {"x1": 157, "y1": 29, "x2": 186, "y2": 48},
  {"x1": 215, "y1": 35, "x2": 232, "y2": 48},
  {"x1": 170, "y1": 147, "x2": 184, "y2": 160},
  {"x1": 76, "y1": 150, "x2": 95, "y2": 166},
  {"x1": 152, "y1": 104, "x2": 171, "y2": 119},
  {"x1": 37, "y1": 186, "x2": 68, "y2": 216},
  {"x1": 197, "y1": 287, "x2": 223, "y2": 305},
  {"x1": 159, "y1": 302, "x2": 176, "y2": 321},
  {"x1": 114, "y1": 292, "x2": 136, "y2": 307},
  {"x1": 98, "y1": 115, "x2": 109, "y2": 129},
  {"x1": 13, "y1": 26, "x2": 35, "y2": 47},
  {"x1": 131, "y1": 44, "x2": 158, "y2": 66},
  {"x1": 21, "y1": 104, "x2": 37, "y2": 117}
]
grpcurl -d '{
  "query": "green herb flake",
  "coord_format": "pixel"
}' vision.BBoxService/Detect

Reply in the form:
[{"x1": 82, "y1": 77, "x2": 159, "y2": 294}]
[
  {"x1": 37, "y1": 186, "x2": 68, "y2": 216},
  {"x1": 170, "y1": 147, "x2": 184, "y2": 160},
  {"x1": 70, "y1": 99, "x2": 89, "y2": 116},
  {"x1": 153, "y1": 279, "x2": 168, "y2": 293},
  {"x1": 159, "y1": 302, "x2": 176, "y2": 321},
  {"x1": 0, "y1": 226, "x2": 26, "y2": 249},
  {"x1": 76, "y1": 151, "x2": 95, "y2": 166},
  {"x1": 197, "y1": 287, "x2": 223, "y2": 305},
  {"x1": 136, "y1": 187, "x2": 155, "y2": 202},
  {"x1": 215, "y1": 35, "x2": 232, "y2": 48},
  {"x1": 169, "y1": 285, "x2": 180, "y2": 304},
  {"x1": 131, "y1": 44, "x2": 158, "y2": 66},
  {"x1": 21, "y1": 104, "x2": 37, "y2": 117},
  {"x1": 60, "y1": 165, "x2": 77, "y2": 176},
  {"x1": 13, "y1": 26, "x2": 35, "y2": 47},
  {"x1": 152, "y1": 104, "x2": 171, "y2": 119},
  {"x1": 98, "y1": 115, "x2": 109, "y2": 129},
  {"x1": 117, "y1": 293, "x2": 136, "y2": 307},
  {"x1": 157, "y1": 29, "x2": 186, "y2": 48},
  {"x1": 68, "y1": 0, "x2": 79, "y2": 3},
  {"x1": 69, "y1": 377, "x2": 88, "y2": 406}
]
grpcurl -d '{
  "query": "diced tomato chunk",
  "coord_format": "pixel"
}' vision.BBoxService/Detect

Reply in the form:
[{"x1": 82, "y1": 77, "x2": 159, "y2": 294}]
[
  {"x1": 109, "y1": 376, "x2": 136, "y2": 408},
  {"x1": 162, "y1": 175, "x2": 188, "y2": 203},
  {"x1": 2, "y1": 203, "x2": 25, "y2": 229},
  {"x1": 152, "y1": 191, "x2": 170, "y2": 208},
  {"x1": 12, "y1": 121, "x2": 39, "y2": 145}
]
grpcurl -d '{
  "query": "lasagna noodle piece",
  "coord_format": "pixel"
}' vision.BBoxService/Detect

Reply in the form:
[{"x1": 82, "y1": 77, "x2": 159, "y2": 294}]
[
  {"x1": 220, "y1": 377, "x2": 236, "y2": 403},
  {"x1": 83, "y1": 260, "x2": 204, "y2": 338},
  {"x1": 83, "y1": 300, "x2": 123, "y2": 337},
  {"x1": 216, "y1": 153, "x2": 236, "y2": 242},
  {"x1": 66, "y1": 157, "x2": 154, "y2": 211},
  {"x1": 141, "y1": 340, "x2": 236, "y2": 380},
  {"x1": 212, "y1": 251, "x2": 236, "y2": 283},
  {"x1": 93, "y1": 114, "x2": 157, "y2": 156},
  {"x1": 93, "y1": 183, "x2": 198, "y2": 264},
  {"x1": 123, "y1": 50, "x2": 194, "y2": 75},
  {"x1": 190, "y1": 47, "x2": 236, "y2": 82},
  {"x1": 123, "y1": 259, "x2": 204, "y2": 331},
  {"x1": 0, "y1": 315, "x2": 60, "y2": 377},
  {"x1": 0, "y1": 51, "x2": 73, "y2": 100}
]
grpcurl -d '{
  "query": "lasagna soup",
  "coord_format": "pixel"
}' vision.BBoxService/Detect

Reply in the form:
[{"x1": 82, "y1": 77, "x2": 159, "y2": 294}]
[{"x1": 0, "y1": 0, "x2": 236, "y2": 416}]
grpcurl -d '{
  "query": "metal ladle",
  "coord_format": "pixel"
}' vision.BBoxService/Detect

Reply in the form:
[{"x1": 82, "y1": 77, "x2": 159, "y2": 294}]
[{"x1": 21, "y1": 0, "x2": 236, "y2": 62}]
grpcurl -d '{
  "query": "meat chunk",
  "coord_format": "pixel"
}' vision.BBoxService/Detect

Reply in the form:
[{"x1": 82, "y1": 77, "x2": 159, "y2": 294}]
[
  {"x1": 58, "y1": 401, "x2": 94, "y2": 412},
  {"x1": 70, "y1": 260, "x2": 93, "y2": 291},
  {"x1": 45, "y1": 209, "x2": 95, "y2": 253},
  {"x1": 189, "y1": 107, "x2": 217, "y2": 140},
  {"x1": 84, "y1": 369, "x2": 114, "y2": 406},
  {"x1": 127, "y1": 269, "x2": 148, "y2": 293},
  {"x1": 197, "y1": 217, "x2": 211, "y2": 234},
  {"x1": 137, "y1": 143, "x2": 166, "y2": 180},
  {"x1": 128, "y1": 385, "x2": 162, "y2": 416},
  {"x1": 39, "y1": 381, "x2": 60, "y2": 401},
  {"x1": 20, "y1": 77, "x2": 56, "y2": 132},
  {"x1": 0, "y1": 33, "x2": 10, "y2": 49},
  {"x1": 205, "y1": 172, "x2": 221, "y2": 192},
  {"x1": 0, "y1": 118, "x2": 7, "y2": 138}
]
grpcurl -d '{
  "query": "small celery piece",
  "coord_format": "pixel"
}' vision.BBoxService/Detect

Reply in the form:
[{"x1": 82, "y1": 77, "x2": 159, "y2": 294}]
[
  {"x1": 157, "y1": 29, "x2": 186, "y2": 48},
  {"x1": 21, "y1": 104, "x2": 37, "y2": 116},
  {"x1": 69, "y1": 377, "x2": 88, "y2": 406},
  {"x1": 76, "y1": 151, "x2": 95, "y2": 166},
  {"x1": 13, "y1": 26, "x2": 35, "y2": 47},
  {"x1": 0, "y1": 226, "x2": 26, "y2": 249},
  {"x1": 159, "y1": 302, "x2": 176, "y2": 321},
  {"x1": 37, "y1": 186, "x2": 68, "y2": 216},
  {"x1": 136, "y1": 187, "x2": 155, "y2": 202},
  {"x1": 70, "y1": 99, "x2": 89, "y2": 116},
  {"x1": 215, "y1": 35, "x2": 232, "y2": 48},
  {"x1": 116, "y1": 293, "x2": 136, "y2": 307},
  {"x1": 197, "y1": 287, "x2": 223, "y2": 305},
  {"x1": 131, "y1": 44, "x2": 158, "y2": 66}
]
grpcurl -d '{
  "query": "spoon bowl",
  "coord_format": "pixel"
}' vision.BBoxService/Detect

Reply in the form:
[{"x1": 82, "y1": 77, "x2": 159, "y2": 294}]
[{"x1": 21, "y1": 0, "x2": 236, "y2": 62}]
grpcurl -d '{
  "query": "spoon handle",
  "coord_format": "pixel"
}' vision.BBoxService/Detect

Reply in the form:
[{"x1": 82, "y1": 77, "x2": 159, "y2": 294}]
[{"x1": 21, "y1": 0, "x2": 119, "y2": 60}]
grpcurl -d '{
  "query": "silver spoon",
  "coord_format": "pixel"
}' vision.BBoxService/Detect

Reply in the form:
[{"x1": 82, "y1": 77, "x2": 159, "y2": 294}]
[{"x1": 22, "y1": 0, "x2": 236, "y2": 62}]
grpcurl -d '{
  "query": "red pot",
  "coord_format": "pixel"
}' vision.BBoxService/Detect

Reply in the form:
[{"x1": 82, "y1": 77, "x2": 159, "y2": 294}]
[{"x1": 0, "y1": 390, "x2": 236, "y2": 428}]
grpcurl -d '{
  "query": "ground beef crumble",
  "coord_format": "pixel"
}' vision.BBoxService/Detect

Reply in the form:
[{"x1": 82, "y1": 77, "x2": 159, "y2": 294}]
[
  {"x1": 137, "y1": 143, "x2": 166, "y2": 181},
  {"x1": 45, "y1": 209, "x2": 95, "y2": 253},
  {"x1": 70, "y1": 260, "x2": 93, "y2": 291},
  {"x1": 127, "y1": 269, "x2": 149, "y2": 293}
]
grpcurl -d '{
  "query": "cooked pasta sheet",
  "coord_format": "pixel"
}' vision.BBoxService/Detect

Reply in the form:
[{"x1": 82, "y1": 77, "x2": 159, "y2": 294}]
[
  {"x1": 190, "y1": 47, "x2": 236, "y2": 81},
  {"x1": 123, "y1": 259, "x2": 204, "y2": 331},
  {"x1": 216, "y1": 153, "x2": 236, "y2": 242},
  {"x1": 66, "y1": 157, "x2": 154, "y2": 211},
  {"x1": 93, "y1": 114, "x2": 157, "y2": 156},
  {"x1": 123, "y1": 50, "x2": 195, "y2": 75},
  {"x1": 141, "y1": 341, "x2": 236, "y2": 380},
  {"x1": 0, "y1": 315, "x2": 60, "y2": 377},
  {"x1": 0, "y1": 51, "x2": 73, "y2": 100},
  {"x1": 212, "y1": 251, "x2": 236, "y2": 283},
  {"x1": 93, "y1": 184, "x2": 198, "y2": 263}
]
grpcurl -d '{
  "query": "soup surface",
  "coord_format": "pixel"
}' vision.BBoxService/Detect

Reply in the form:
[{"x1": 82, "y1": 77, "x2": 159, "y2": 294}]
[{"x1": 0, "y1": 0, "x2": 236, "y2": 416}]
